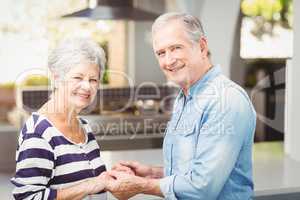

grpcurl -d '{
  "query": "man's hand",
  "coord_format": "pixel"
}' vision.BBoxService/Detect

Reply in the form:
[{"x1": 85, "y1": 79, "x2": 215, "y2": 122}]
[
  {"x1": 105, "y1": 170, "x2": 148, "y2": 200},
  {"x1": 112, "y1": 161, "x2": 152, "y2": 178}
]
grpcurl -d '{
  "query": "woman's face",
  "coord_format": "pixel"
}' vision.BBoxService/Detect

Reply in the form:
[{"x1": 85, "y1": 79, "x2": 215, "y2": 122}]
[{"x1": 57, "y1": 62, "x2": 100, "y2": 112}]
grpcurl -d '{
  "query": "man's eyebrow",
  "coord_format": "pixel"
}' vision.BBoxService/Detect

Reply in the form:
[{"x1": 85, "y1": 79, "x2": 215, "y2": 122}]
[
  {"x1": 155, "y1": 49, "x2": 164, "y2": 54},
  {"x1": 170, "y1": 44, "x2": 183, "y2": 48}
]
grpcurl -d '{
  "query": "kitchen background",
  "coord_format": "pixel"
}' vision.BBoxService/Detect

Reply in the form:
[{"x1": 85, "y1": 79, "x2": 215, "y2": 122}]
[{"x1": 0, "y1": 0, "x2": 299, "y2": 199}]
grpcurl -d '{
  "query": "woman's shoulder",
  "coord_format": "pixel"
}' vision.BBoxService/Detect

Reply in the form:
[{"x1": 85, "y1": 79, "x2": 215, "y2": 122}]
[{"x1": 21, "y1": 112, "x2": 55, "y2": 139}]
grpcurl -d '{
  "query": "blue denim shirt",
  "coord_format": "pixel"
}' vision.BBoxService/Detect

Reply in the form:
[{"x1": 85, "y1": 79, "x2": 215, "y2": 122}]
[{"x1": 160, "y1": 65, "x2": 256, "y2": 200}]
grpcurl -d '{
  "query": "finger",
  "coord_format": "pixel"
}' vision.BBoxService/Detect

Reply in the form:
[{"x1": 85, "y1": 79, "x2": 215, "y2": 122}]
[
  {"x1": 100, "y1": 171, "x2": 109, "y2": 176},
  {"x1": 107, "y1": 170, "x2": 126, "y2": 179},
  {"x1": 119, "y1": 160, "x2": 139, "y2": 169},
  {"x1": 112, "y1": 164, "x2": 129, "y2": 171},
  {"x1": 111, "y1": 163, "x2": 124, "y2": 170},
  {"x1": 114, "y1": 166, "x2": 135, "y2": 174}
]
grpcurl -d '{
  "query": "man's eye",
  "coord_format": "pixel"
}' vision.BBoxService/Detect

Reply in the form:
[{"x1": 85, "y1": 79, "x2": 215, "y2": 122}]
[
  {"x1": 73, "y1": 77, "x2": 82, "y2": 80},
  {"x1": 173, "y1": 46, "x2": 182, "y2": 51},
  {"x1": 157, "y1": 52, "x2": 165, "y2": 57}
]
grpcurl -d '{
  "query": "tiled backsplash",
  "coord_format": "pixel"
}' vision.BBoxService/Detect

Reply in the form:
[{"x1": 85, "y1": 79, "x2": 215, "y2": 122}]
[{"x1": 20, "y1": 86, "x2": 178, "y2": 115}]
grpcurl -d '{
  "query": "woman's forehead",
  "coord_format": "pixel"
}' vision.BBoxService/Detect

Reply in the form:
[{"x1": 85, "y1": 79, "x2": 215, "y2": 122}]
[{"x1": 66, "y1": 63, "x2": 100, "y2": 76}]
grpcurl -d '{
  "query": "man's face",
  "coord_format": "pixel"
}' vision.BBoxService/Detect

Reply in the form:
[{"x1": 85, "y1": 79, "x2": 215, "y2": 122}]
[{"x1": 152, "y1": 21, "x2": 206, "y2": 88}]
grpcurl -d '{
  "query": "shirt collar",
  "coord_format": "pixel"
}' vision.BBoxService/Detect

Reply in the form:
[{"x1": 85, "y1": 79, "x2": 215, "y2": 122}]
[{"x1": 178, "y1": 65, "x2": 221, "y2": 100}]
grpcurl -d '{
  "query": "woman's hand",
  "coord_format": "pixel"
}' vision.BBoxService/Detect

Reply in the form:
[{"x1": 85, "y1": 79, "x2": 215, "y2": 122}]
[
  {"x1": 112, "y1": 160, "x2": 153, "y2": 178},
  {"x1": 57, "y1": 172, "x2": 113, "y2": 200},
  {"x1": 85, "y1": 172, "x2": 112, "y2": 194}
]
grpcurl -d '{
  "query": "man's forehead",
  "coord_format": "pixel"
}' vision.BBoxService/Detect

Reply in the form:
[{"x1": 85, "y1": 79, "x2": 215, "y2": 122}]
[
  {"x1": 152, "y1": 24, "x2": 189, "y2": 50},
  {"x1": 152, "y1": 20, "x2": 183, "y2": 35}
]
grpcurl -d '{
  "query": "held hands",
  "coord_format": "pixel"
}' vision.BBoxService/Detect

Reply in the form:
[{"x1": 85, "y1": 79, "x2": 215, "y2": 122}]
[
  {"x1": 98, "y1": 161, "x2": 153, "y2": 200},
  {"x1": 87, "y1": 161, "x2": 153, "y2": 199},
  {"x1": 104, "y1": 170, "x2": 148, "y2": 200},
  {"x1": 112, "y1": 160, "x2": 153, "y2": 178}
]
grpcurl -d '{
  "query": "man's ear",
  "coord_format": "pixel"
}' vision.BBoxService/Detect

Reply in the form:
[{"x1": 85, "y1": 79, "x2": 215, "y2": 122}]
[{"x1": 199, "y1": 37, "x2": 209, "y2": 57}]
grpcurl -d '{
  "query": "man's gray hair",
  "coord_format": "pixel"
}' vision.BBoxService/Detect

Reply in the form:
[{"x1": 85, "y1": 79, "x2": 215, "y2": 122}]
[
  {"x1": 152, "y1": 12, "x2": 206, "y2": 44},
  {"x1": 48, "y1": 37, "x2": 106, "y2": 81}
]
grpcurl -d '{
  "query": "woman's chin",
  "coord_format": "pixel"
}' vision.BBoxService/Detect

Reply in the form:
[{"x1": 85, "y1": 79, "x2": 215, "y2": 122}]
[{"x1": 70, "y1": 101, "x2": 91, "y2": 112}]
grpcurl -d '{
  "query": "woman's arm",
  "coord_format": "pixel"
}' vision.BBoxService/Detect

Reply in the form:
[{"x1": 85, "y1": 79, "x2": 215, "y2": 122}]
[
  {"x1": 11, "y1": 131, "x2": 58, "y2": 199},
  {"x1": 57, "y1": 174, "x2": 106, "y2": 200},
  {"x1": 12, "y1": 130, "x2": 106, "y2": 200}
]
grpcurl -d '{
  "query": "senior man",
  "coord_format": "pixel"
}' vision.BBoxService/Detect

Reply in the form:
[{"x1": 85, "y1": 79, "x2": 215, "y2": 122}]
[{"x1": 104, "y1": 12, "x2": 256, "y2": 200}]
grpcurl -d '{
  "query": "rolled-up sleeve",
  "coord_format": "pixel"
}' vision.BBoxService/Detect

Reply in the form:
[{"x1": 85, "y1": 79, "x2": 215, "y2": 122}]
[
  {"x1": 160, "y1": 175, "x2": 176, "y2": 199},
  {"x1": 159, "y1": 87, "x2": 256, "y2": 200}
]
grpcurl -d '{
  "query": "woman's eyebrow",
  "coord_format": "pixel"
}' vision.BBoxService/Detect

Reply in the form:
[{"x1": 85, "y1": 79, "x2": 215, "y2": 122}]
[{"x1": 71, "y1": 73, "x2": 83, "y2": 76}]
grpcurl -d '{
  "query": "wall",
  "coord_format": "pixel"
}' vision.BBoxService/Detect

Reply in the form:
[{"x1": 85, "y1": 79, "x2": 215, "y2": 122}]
[
  {"x1": 175, "y1": 0, "x2": 242, "y2": 78},
  {"x1": 128, "y1": 0, "x2": 242, "y2": 85},
  {"x1": 0, "y1": 126, "x2": 18, "y2": 173},
  {"x1": 127, "y1": 0, "x2": 166, "y2": 85},
  {"x1": 285, "y1": 0, "x2": 300, "y2": 161}
]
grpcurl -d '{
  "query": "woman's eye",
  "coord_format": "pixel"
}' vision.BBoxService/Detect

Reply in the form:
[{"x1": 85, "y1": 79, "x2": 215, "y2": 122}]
[
  {"x1": 73, "y1": 77, "x2": 82, "y2": 80},
  {"x1": 90, "y1": 79, "x2": 98, "y2": 83}
]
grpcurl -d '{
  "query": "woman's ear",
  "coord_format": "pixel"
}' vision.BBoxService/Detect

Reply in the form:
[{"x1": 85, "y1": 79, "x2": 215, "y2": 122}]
[{"x1": 50, "y1": 72, "x2": 60, "y2": 90}]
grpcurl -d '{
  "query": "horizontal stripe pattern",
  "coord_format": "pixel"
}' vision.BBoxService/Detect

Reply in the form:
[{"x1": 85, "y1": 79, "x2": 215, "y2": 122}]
[{"x1": 12, "y1": 114, "x2": 106, "y2": 200}]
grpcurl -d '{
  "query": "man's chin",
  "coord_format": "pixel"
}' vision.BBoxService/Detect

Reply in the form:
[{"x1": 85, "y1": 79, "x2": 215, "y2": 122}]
[{"x1": 165, "y1": 74, "x2": 181, "y2": 83}]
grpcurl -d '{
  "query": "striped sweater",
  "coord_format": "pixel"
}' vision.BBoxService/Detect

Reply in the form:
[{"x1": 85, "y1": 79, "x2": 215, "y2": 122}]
[{"x1": 11, "y1": 113, "x2": 107, "y2": 200}]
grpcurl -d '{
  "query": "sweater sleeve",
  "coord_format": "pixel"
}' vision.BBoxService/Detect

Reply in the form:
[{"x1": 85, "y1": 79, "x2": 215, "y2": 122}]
[{"x1": 11, "y1": 129, "x2": 57, "y2": 200}]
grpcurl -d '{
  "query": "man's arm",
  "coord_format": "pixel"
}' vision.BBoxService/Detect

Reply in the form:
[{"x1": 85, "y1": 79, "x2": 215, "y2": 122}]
[
  {"x1": 149, "y1": 166, "x2": 164, "y2": 178},
  {"x1": 160, "y1": 87, "x2": 256, "y2": 200}
]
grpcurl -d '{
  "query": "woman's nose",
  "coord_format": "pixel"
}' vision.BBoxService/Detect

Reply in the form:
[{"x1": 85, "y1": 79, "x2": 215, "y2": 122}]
[{"x1": 79, "y1": 80, "x2": 91, "y2": 90}]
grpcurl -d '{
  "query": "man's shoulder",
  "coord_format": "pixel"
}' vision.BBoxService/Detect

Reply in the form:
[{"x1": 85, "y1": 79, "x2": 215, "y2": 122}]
[{"x1": 211, "y1": 74, "x2": 251, "y2": 102}]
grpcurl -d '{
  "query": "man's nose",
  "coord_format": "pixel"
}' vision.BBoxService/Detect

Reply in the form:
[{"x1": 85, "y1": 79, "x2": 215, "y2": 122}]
[{"x1": 165, "y1": 52, "x2": 176, "y2": 66}]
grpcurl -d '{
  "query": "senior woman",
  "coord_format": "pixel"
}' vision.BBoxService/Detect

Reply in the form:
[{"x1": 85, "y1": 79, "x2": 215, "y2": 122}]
[{"x1": 11, "y1": 38, "x2": 110, "y2": 200}]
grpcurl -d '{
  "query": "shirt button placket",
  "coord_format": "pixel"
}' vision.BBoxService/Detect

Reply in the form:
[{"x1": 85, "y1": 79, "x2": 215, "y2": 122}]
[{"x1": 170, "y1": 144, "x2": 173, "y2": 175}]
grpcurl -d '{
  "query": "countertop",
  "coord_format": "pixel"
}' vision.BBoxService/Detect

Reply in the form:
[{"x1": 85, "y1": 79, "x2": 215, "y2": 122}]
[{"x1": 100, "y1": 142, "x2": 300, "y2": 200}]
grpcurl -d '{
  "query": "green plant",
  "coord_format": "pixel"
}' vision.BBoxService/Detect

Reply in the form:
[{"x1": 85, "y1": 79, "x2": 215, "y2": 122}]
[
  {"x1": 20, "y1": 75, "x2": 50, "y2": 87},
  {"x1": 241, "y1": 0, "x2": 293, "y2": 38},
  {"x1": 100, "y1": 41, "x2": 109, "y2": 85},
  {"x1": 0, "y1": 82, "x2": 16, "y2": 89}
]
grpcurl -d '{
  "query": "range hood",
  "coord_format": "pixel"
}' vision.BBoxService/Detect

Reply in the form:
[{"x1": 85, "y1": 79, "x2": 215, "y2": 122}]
[{"x1": 63, "y1": 0, "x2": 159, "y2": 21}]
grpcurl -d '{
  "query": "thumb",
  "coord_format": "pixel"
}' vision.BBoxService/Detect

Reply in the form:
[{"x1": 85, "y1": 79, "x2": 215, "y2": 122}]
[
  {"x1": 107, "y1": 170, "x2": 124, "y2": 179},
  {"x1": 119, "y1": 160, "x2": 139, "y2": 169}
]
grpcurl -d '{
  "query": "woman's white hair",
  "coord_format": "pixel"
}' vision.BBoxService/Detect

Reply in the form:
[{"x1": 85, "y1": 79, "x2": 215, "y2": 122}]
[
  {"x1": 48, "y1": 37, "x2": 106, "y2": 81},
  {"x1": 152, "y1": 12, "x2": 206, "y2": 44}
]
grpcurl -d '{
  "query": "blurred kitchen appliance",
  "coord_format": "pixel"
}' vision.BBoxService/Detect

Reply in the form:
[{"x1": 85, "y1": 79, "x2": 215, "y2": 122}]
[{"x1": 63, "y1": 0, "x2": 159, "y2": 21}]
